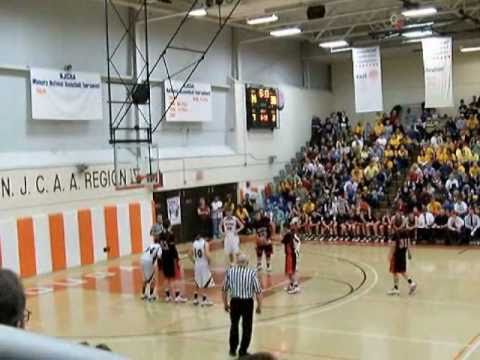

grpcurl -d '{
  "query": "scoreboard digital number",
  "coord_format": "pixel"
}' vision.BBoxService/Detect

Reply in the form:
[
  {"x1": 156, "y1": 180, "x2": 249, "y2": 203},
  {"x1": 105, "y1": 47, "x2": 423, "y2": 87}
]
[{"x1": 246, "y1": 86, "x2": 279, "y2": 130}]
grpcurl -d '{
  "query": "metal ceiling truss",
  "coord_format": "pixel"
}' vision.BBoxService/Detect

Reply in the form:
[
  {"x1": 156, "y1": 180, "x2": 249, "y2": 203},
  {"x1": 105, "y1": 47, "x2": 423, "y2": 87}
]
[
  {"x1": 102, "y1": 0, "x2": 480, "y2": 51},
  {"x1": 104, "y1": 0, "x2": 241, "y2": 150},
  {"x1": 151, "y1": 0, "x2": 242, "y2": 133},
  {"x1": 225, "y1": 0, "x2": 480, "y2": 44},
  {"x1": 306, "y1": 0, "x2": 480, "y2": 44},
  {"x1": 105, "y1": 0, "x2": 152, "y2": 145}
]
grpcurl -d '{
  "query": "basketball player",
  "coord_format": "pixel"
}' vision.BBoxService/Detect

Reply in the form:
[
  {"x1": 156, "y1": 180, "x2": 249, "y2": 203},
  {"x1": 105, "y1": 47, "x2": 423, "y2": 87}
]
[
  {"x1": 387, "y1": 214, "x2": 417, "y2": 296},
  {"x1": 252, "y1": 210, "x2": 273, "y2": 272},
  {"x1": 158, "y1": 221, "x2": 187, "y2": 303},
  {"x1": 220, "y1": 210, "x2": 244, "y2": 266},
  {"x1": 140, "y1": 237, "x2": 162, "y2": 301},
  {"x1": 282, "y1": 219, "x2": 301, "y2": 294},
  {"x1": 189, "y1": 235, "x2": 214, "y2": 306}
]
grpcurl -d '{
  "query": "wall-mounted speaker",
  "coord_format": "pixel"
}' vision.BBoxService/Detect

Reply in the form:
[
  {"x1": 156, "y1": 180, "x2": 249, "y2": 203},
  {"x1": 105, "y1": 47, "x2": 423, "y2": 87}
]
[{"x1": 307, "y1": 5, "x2": 326, "y2": 20}]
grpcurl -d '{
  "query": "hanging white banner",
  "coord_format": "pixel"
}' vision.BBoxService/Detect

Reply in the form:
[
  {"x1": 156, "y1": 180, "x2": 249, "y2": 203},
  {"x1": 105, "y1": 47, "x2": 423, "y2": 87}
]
[
  {"x1": 352, "y1": 46, "x2": 384, "y2": 113},
  {"x1": 422, "y1": 37, "x2": 453, "y2": 108},
  {"x1": 30, "y1": 68, "x2": 103, "y2": 121},
  {"x1": 166, "y1": 195, "x2": 182, "y2": 225},
  {"x1": 164, "y1": 80, "x2": 212, "y2": 122}
]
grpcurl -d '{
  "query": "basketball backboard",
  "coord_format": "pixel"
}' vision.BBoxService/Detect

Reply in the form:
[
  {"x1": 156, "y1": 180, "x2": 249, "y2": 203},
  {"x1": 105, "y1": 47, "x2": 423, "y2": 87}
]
[{"x1": 113, "y1": 143, "x2": 161, "y2": 191}]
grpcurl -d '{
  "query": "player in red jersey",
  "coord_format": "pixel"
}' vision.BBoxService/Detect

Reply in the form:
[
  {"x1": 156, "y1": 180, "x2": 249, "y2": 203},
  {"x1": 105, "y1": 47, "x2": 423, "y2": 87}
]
[
  {"x1": 252, "y1": 211, "x2": 274, "y2": 272},
  {"x1": 282, "y1": 218, "x2": 301, "y2": 294},
  {"x1": 158, "y1": 221, "x2": 187, "y2": 303},
  {"x1": 387, "y1": 214, "x2": 417, "y2": 296}
]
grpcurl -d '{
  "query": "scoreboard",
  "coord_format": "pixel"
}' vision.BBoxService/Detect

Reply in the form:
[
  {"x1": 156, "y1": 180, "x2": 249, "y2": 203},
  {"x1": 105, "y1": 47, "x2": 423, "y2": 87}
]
[{"x1": 246, "y1": 85, "x2": 279, "y2": 130}]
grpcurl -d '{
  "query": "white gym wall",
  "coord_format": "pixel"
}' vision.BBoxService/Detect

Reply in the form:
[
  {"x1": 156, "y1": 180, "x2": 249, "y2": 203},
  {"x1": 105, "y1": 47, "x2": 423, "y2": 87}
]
[{"x1": 0, "y1": 0, "x2": 333, "y2": 221}]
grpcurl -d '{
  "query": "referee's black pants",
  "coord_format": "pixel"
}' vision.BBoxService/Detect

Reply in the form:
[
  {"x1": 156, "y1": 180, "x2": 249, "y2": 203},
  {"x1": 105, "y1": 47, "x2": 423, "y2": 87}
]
[{"x1": 229, "y1": 298, "x2": 254, "y2": 355}]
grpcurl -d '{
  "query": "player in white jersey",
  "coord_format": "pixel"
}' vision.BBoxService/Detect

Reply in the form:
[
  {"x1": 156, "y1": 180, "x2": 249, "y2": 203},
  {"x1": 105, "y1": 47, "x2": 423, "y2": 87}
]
[
  {"x1": 189, "y1": 235, "x2": 214, "y2": 306},
  {"x1": 220, "y1": 210, "x2": 245, "y2": 266},
  {"x1": 140, "y1": 238, "x2": 162, "y2": 301}
]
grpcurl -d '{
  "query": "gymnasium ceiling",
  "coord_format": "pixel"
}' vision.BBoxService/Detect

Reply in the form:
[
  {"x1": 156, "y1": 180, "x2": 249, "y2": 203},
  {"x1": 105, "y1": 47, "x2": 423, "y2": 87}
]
[{"x1": 110, "y1": 0, "x2": 480, "y2": 57}]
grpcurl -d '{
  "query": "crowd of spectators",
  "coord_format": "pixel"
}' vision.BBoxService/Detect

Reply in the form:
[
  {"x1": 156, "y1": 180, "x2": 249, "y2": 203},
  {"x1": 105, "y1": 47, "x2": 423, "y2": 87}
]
[
  {"x1": 395, "y1": 96, "x2": 480, "y2": 246},
  {"x1": 195, "y1": 98, "x2": 480, "y2": 247},
  {"x1": 196, "y1": 185, "x2": 262, "y2": 238},
  {"x1": 255, "y1": 109, "x2": 416, "y2": 243}
]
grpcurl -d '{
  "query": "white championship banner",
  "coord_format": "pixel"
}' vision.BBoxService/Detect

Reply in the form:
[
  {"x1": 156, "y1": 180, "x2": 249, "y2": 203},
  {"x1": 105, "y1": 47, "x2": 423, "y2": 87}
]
[
  {"x1": 30, "y1": 68, "x2": 103, "y2": 121},
  {"x1": 167, "y1": 195, "x2": 182, "y2": 225},
  {"x1": 352, "y1": 46, "x2": 384, "y2": 113},
  {"x1": 164, "y1": 80, "x2": 212, "y2": 122},
  {"x1": 422, "y1": 37, "x2": 453, "y2": 108}
]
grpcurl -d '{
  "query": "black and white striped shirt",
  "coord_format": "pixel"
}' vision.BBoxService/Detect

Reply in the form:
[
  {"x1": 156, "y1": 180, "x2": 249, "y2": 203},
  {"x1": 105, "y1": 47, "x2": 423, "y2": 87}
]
[{"x1": 222, "y1": 266, "x2": 262, "y2": 299}]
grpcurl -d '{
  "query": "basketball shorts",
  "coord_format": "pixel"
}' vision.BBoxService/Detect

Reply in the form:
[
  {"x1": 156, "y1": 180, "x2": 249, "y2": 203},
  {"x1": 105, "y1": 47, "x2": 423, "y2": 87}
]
[
  {"x1": 389, "y1": 251, "x2": 407, "y2": 274},
  {"x1": 256, "y1": 242, "x2": 273, "y2": 258},
  {"x1": 160, "y1": 258, "x2": 181, "y2": 279},
  {"x1": 141, "y1": 258, "x2": 155, "y2": 282},
  {"x1": 194, "y1": 262, "x2": 215, "y2": 289},
  {"x1": 224, "y1": 234, "x2": 240, "y2": 256},
  {"x1": 285, "y1": 252, "x2": 298, "y2": 276}
]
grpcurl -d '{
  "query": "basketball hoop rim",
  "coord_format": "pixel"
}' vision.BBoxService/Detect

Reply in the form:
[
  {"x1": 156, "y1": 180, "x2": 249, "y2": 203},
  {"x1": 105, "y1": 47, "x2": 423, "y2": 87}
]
[{"x1": 115, "y1": 182, "x2": 162, "y2": 192}]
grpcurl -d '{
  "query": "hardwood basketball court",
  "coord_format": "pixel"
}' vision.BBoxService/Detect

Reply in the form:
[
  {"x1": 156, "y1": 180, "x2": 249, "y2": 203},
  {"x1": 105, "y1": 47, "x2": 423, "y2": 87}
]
[{"x1": 23, "y1": 240, "x2": 480, "y2": 360}]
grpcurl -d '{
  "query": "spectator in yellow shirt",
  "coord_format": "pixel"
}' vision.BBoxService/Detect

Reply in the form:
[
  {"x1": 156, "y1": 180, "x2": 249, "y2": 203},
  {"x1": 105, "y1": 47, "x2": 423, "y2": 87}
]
[
  {"x1": 352, "y1": 166, "x2": 364, "y2": 184},
  {"x1": 364, "y1": 162, "x2": 380, "y2": 181},
  {"x1": 384, "y1": 146, "x2": 395, "y2": 170},
  {"x1": 236, "y1": 204, "x2": 250, "y2": 222},
  {"x1": 354, "y1": 122, "x2": 364, "y2": 137},
  {"x1": 436, "y1": 146, "x2": 450, "y2": 164},
  {"x1": 373, "y1": 120, "x2": 385, "y2": 138},
  {"x1": 462, "y1": 144, "x2": 476, "y2": 162},
  {"x1": 456, "y1": 147, "x2": 465, "y2": 163},
  {"x1": 417, "y1": 149, "x2": 430, "y2": 167},
  {"x1": 427, "y1": 198, "x2": 442, "y2": 215},
  {"x1": 467, "y1": 114, "x2": 479, "y2": 131},
  {"x1": 425, "y1": 146, "x2": 435, "y2": 161},
  {"x1": 389, "y1": 129, "x2": 404, "y2": 149},
  {"x1": 470, "y1": 162, "x2": 480, "y2": 178},
  {"x1": 302, "y1": 198, "x2": 316, "y2": 215}
]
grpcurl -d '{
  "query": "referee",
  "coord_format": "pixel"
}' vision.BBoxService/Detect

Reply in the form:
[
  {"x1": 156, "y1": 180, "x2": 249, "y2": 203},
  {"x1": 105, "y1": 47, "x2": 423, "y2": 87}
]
[{"x1": 222, "y1": 253, "x2": 263, "y2": 358}]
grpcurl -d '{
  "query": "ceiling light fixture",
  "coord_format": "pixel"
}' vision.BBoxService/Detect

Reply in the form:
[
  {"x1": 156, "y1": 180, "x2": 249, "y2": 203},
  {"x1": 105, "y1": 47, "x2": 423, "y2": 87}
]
[
  {"x1": 403, "y1": 38, "x2": 428, "y2": 44},
  {"x1": 247, "y1": 14, "x2": 278, "y2": 25},
  {"x1": 403, "y1": 21, "x2": 434, "y2": 29},
  {"x1": 330, "y1": 47, "x2": 352, "y2": 53},
  {"x1": 402, "y1": 29, "x2": 433, "y2": 38},
  {"x1": 189, "y1": 8, "x2": 207, "y2": 17},
  {"x1": 460, "y1": 46, "x2": 480, "y2": 53},
  {"x1": 270, "y1": 27, "x2": 302, "y2": 37},
  {"x1": 319, "y1": 40, "x2": 349, "y2": 49},
  {"x1": 402, "y1": 7, "x2": 437, "y2": 18}
]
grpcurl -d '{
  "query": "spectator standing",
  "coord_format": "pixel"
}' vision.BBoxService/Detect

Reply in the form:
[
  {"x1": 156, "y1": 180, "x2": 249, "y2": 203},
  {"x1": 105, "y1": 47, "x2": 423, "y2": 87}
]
[
  {"x1": 236, "y1": 204, "x2": 251, "y2": 234},
  {"x1": 405, "y1": 108, "x2": 416, "y2": 127},
  {"x1": 224, "y1": 194, "x2": 235, "y2": 215},
  {"x1": 459, "y1": 99, "x2": 468, "y2": 114},
  {"x1": 197, "y1": 197, "x2": 210, "y2": 238},
  {"x1": 243, "y1": 194, "x2": 255, "y2": 216},
  {"x1": 211, "y1": 196, "x2": 223, "y2": 239}
]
